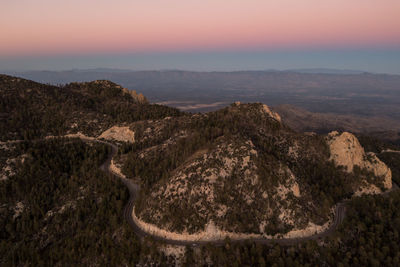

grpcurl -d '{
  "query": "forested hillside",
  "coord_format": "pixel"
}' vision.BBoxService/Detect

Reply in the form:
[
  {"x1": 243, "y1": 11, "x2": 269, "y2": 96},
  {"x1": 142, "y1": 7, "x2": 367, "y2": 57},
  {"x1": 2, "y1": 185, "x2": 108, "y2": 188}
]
[
  {"x1": 1, "y1": 137, "x2": 399, "y2": 265},
  {"x1": 0, "y1": 75, "x2": 182, "y2": 141},
  {"x1": 1, "y1": 75, "x2": 400, "y2": 266},
  {"x1": 0, "y1": 138, "x2": 180, "y2": 265},
  {"x1": 182, "y1": 190, "x2": 400, "y2": 266}
]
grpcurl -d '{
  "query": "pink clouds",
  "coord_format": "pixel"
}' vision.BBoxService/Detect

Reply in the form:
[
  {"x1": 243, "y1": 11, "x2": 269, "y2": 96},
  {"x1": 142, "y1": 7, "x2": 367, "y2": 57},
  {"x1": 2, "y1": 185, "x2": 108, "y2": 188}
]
[{"x1": 1, "y1": 0, "x2": 399, "y2": 56}]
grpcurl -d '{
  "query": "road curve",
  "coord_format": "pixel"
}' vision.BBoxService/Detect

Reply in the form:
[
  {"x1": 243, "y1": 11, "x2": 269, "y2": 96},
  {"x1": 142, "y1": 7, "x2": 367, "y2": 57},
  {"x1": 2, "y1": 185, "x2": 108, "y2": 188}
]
[
  {"x1": 380, "y1": 149, "x2": 400, "y2": 154},
  {"x1": 2, "y1": 136, "x2": 396, "y2": 246},
  {"x1": 94, "y1": 138, "x2": 397, "y2": 247}
]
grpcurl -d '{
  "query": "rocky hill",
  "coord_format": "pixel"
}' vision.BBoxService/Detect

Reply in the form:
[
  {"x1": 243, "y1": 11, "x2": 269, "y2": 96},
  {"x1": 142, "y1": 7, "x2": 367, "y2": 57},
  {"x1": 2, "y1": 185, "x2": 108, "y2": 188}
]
[
  {"x1": 0, "y1": 74, "x2": 181, "y2": 141},
  {"x1": 117, "y1": 102, "x2": 392, "y2": 240}
]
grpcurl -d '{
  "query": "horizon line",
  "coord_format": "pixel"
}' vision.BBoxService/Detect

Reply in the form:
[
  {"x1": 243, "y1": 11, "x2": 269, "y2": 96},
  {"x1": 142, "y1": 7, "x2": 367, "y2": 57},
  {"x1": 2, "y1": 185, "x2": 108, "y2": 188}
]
[{"x1": 2, "y1": 68, "x2": 398, "y2": 76}]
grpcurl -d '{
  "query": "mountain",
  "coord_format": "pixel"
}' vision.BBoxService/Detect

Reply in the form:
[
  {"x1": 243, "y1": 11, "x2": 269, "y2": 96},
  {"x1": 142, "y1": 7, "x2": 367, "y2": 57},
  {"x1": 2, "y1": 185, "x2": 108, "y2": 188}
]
[
  {"x1": 1, "y1": 75, "x2": 399, "y2": 266},
  {"x1": 0, "y1": 75, "x2": 183, "y2": 265},
  {"x1": 0, "y1": 74, "x2": 181, "y2": 141},
  {"x1": 115, "y1": 102, "x2": 392, "y2": 240},
  {"x1": 285, "y1": 68, "x2": 367, "y2": 74}
]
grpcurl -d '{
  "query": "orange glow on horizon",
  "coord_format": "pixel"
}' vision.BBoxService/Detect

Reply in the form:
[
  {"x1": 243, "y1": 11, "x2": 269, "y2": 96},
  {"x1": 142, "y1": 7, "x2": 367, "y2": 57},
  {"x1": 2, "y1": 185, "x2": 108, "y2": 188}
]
[{"x1": 1, "y1": 0, "x2": 400, "y2": 56}]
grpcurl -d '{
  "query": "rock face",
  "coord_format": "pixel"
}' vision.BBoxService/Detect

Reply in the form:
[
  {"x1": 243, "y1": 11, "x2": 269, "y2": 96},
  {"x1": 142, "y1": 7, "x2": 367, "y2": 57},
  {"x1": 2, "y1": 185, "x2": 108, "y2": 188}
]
[
  {"x1": 262, "y1": 104, "x2": 282, "y2": 122},
  {"x1": 122, "y1": 88, "x2": 148, "y2": 104},
  {"x1": 98, "y1": 126, "x2": 135, "y2": 143},
  {"x1": 327, "y1": 131, "x2": 365, "y2": 172},
  {"x1": 232, "y1": 102, "x2": 281, "y2": 123},
  {"x1": 326, "y1": 131, "x2": 392, "y2": 191}
]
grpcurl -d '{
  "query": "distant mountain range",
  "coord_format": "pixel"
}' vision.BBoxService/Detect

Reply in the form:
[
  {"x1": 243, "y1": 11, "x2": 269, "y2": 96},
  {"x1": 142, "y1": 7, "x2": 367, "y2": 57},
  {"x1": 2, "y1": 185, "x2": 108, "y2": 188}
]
[
  {"x1": 1, "y1": 68, "x2": 378, "y2": 85},
  {"x1": 285, "y1": 68, "x2": 367, "y2": 74}
]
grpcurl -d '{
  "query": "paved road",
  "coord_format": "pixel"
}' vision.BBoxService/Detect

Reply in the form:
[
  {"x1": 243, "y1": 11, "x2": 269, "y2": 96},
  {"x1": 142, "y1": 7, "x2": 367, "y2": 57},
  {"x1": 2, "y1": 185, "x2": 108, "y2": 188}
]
[{"x1": 380, "y1": 149, "x2": 400, "y2": 154}]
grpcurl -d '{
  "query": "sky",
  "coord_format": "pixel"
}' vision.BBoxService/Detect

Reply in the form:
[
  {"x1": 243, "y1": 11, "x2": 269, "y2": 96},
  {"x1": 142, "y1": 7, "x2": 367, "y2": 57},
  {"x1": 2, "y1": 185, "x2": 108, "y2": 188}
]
[{"x1": 1, "y1": 0, "x2": 400, "y2": 73}]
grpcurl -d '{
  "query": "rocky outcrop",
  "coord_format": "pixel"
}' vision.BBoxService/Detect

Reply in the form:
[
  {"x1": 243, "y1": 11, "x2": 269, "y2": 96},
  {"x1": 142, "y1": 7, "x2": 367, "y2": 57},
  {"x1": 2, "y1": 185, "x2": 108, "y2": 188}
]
[
  {"x1": 262, "y1": 104, "x2": 281, "y2": 122},
  {"x1": 76, "y1": 80, "x2": 148, "y2": 103},
  {"x1": 326, "y1": 131, "x2": 392, "y2": 192},
  {"x1": 354, "y1": 184, "x2": 381, "y2": 197},
  {"x1": 110, "y1": 159, "x2": 126, "y2": 178},
  {"x1": 122, "y1": 88, "x2": 148, "y2": 103},
  {"x1": 232, "y1": 102, "x2": 281, "y2": 122},
  {"x1": 92, "y1": 80, "x2": 116, "y2": 87},
  {"x1": 98, "y1": 126, "x2": 135, "y2": 143}
]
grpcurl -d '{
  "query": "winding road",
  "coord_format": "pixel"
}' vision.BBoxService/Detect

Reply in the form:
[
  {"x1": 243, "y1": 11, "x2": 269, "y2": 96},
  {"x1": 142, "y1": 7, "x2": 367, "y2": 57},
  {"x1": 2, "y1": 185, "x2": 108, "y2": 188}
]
[
  {"x1": 3, "y1": 136, "x2": 398, "y2": 246},
  {"x1": 381, "y1": 149, "x2": 400, "y2": 154},
  {"x1": 93, "y1": 138, "x2": 398, "y2": 247},
  {"x1": 2, "y1": 136, "x2": 398, "y2": 246}
]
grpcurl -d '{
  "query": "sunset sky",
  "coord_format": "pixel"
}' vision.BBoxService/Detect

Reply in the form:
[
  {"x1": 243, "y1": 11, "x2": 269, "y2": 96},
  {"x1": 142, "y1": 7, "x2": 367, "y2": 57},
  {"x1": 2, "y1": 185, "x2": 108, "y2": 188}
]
[{"x1": 1, "y1": 0, "x2": 400, "y2": 73}]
